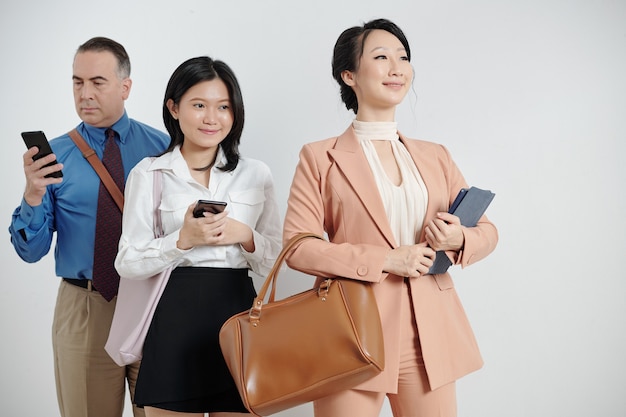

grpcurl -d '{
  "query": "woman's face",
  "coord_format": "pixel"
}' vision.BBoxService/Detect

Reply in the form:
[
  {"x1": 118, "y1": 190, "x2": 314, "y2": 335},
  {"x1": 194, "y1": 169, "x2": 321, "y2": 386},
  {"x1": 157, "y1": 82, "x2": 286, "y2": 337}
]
[
  {"x1": 342, "y1": 29, "x2": 413, "y2": 120},
  {"x1": 167, "y1": 78, "x2": 234, "y2": 153}
]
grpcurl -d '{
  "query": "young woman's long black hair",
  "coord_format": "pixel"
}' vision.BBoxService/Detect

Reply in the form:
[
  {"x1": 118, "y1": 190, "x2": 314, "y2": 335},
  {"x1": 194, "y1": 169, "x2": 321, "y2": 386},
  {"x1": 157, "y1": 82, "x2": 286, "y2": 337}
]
[{"x1": 162, "y1": 56, "x2": 245, "y2": 172}]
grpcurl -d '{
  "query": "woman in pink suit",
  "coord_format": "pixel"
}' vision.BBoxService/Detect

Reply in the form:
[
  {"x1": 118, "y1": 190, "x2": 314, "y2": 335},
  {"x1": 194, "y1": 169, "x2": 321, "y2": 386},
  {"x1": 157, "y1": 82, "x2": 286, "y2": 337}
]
[{"x1": 283, "y1": 18, "x2": 498, "y2": 417}]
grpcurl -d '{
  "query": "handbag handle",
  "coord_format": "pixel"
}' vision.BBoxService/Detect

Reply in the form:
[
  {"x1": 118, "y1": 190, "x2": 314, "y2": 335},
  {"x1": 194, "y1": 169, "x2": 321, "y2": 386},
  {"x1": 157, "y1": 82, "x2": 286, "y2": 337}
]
[{"x1": 249, "y1": 232, "x2": 323, "y2": 324}]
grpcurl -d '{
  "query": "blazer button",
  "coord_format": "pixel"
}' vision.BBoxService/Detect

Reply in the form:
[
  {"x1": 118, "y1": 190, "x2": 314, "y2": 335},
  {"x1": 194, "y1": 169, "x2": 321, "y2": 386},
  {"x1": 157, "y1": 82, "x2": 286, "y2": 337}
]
[{"x1": 357, "y1": 266, "x2": 368, "y2": 276}]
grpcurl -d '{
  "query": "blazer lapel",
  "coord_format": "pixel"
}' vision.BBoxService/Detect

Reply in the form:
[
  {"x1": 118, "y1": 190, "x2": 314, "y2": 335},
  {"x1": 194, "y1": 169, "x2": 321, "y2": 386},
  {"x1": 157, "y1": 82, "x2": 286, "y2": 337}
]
[{"x1": 328, "y1": 127, "x2": 397, "y2": 248}]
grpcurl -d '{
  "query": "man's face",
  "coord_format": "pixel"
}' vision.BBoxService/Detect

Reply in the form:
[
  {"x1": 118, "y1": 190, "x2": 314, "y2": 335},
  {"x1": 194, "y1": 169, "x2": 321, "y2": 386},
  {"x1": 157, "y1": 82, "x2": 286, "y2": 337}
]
[{"x1": 72, "y1": 51, "x2": 131, "y2": 127}]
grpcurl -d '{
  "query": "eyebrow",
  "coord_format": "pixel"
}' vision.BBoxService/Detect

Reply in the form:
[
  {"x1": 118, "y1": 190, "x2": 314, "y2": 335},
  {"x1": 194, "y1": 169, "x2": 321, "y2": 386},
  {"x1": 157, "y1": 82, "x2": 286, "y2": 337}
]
[
  {"x1": 72, "y1": 75, "x2": 109, "y2": 82},
  {"x1": 189, "y1": 96, "x2": 231, "y2": 102},
  {"x1": 369, "y1": 46, "x2": 407, "y2": 53}
]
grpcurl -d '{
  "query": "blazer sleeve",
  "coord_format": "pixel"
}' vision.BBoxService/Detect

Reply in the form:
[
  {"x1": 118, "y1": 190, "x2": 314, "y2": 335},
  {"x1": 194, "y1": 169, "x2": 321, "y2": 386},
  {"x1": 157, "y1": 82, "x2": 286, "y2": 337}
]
[
  {"x1": 283, "y1": 143, "x2": 389, "y2": 283},
  {"x1": 435, "y1": 143, "x2": 498, "y2": 268}
]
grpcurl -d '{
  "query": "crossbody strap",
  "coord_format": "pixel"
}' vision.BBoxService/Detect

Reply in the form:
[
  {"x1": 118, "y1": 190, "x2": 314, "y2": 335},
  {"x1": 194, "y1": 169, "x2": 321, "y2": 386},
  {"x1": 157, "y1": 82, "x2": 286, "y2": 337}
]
[{"x1": 68, "y1": 128, "x2": 124, "y2": 212}]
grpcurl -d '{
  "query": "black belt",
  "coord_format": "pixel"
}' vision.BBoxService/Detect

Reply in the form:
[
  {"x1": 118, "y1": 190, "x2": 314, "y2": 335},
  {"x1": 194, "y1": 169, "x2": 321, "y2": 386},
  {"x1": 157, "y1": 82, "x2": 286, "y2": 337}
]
[{"x1": 63, "y1": 278, "x2": 97, "y2": 291}]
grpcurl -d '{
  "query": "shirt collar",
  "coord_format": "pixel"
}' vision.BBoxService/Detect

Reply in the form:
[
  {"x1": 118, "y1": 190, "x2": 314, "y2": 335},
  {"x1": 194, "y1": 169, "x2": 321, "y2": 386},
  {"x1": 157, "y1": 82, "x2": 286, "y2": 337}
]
[
  {"x1": 149, "y1": 145, "x2": 228, "y2": 177},
  {"x1": 81, "y1": 111, "x2": 131, "y2": 145}
]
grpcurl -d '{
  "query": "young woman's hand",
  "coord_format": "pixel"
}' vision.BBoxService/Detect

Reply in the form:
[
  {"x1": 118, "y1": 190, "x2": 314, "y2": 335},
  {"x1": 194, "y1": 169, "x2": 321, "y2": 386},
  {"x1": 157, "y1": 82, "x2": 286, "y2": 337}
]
[
  {"x1": 176, "y1": 204, "x2": 254, "y2": 251},
  {"x1": 214, "y1": 217, "x2": 255, "y2": 252},
  {"x1": 177, "y1": 203, "x2": 228, "y2": 250},
  {"x1": 383, "y1": 242, "x2": 435, "y2": 278}
]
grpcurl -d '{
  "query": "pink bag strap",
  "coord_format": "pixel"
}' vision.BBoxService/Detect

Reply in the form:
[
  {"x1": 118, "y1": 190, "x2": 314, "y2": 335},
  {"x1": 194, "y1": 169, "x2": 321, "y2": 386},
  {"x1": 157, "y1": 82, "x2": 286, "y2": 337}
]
[{"x1": 152, "y1": 167, "x2": 164, "y2": 238}]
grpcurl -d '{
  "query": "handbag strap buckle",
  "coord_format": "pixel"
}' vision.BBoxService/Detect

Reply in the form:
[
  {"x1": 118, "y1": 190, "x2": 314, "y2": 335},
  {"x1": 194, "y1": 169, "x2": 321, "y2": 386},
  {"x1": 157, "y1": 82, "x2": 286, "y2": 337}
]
[
  {"x1": 318, "y1": 279, "x2": 332, "y2": 301},
  {"x1": 249, "y1": 298, "x2": 263, "y2": 327}
]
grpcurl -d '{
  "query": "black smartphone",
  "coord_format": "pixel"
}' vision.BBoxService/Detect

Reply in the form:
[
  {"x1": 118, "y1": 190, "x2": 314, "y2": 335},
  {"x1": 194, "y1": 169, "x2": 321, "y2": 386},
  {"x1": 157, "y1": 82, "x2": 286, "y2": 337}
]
[
  {"x1": 193, "y1": 199, "x2": 227, "y2": 218},
  {"x1": 21, "y1": 131, "x2": 63, "y2": 178}
]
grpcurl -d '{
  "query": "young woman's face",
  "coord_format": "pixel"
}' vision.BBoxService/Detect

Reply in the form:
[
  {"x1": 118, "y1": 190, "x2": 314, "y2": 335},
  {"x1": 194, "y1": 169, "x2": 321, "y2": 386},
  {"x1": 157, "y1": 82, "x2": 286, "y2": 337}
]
[
  {"x1": 168, "y1": 78, "x2": 234, "y2": 152},
  {"x1": 343, "y1": 29, "x2": 413, "y2": 119}
]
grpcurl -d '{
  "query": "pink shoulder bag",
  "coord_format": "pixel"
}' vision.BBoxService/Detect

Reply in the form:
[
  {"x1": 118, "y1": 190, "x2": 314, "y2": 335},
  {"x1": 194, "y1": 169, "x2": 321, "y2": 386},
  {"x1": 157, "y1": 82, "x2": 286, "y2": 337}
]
[{"x1": 105, "y1": 169, "x2": 173, "y2": 366}]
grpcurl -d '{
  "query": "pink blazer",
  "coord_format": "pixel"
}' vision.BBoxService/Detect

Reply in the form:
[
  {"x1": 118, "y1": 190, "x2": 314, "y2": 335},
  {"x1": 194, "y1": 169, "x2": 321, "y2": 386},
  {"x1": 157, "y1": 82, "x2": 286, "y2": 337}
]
[{"x1": 283, "y1": 126, "x2": 498, "y2": 392}]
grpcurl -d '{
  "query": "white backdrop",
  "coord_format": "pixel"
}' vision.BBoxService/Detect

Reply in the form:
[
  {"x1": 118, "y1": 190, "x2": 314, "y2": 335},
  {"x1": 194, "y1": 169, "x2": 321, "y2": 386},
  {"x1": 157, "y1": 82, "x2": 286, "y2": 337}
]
[{"x1": 1, "y1": 1, "x2": 625, "y2": 416}]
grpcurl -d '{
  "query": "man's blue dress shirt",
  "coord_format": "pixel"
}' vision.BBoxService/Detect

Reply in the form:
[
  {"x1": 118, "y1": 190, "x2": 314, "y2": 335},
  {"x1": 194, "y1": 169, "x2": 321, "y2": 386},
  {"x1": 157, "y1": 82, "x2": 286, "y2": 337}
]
[{"x1": 9, "y1": 111, "x2": 170, "y2": 280}]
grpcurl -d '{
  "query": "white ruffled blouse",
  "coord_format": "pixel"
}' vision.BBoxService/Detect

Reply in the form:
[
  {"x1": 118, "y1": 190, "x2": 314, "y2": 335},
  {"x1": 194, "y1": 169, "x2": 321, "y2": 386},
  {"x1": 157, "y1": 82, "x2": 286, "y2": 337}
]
[{"x1": 353, "y1": 120, "x2": 428, "y2": 246}]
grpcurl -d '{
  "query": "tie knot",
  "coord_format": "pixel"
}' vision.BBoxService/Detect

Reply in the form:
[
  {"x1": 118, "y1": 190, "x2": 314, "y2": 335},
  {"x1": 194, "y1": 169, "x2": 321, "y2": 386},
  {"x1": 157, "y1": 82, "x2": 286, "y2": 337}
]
[{"x1": 106, "y1": 128, "x2": 116, "y2": 142}]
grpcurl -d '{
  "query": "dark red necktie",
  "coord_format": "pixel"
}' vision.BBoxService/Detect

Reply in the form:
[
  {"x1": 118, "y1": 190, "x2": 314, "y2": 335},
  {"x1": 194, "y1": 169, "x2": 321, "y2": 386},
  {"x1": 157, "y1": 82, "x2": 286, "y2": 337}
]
[{"x1": 92, "y1": 128, "x2": 124, "y2": 301}]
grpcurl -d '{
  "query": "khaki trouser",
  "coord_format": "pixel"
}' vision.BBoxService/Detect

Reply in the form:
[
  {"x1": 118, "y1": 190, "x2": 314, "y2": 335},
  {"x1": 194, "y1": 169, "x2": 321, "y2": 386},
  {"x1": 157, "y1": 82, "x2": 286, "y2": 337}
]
[{"x1": 52, "y1": 279, "x2": 144, "y2": 417}]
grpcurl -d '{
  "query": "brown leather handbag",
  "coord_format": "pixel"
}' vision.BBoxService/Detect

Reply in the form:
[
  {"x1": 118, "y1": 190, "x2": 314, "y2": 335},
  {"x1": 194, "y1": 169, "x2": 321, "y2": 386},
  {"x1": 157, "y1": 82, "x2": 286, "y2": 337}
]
[{"x1": 219, "y1": 233, "x2": 385, "y2": 416}]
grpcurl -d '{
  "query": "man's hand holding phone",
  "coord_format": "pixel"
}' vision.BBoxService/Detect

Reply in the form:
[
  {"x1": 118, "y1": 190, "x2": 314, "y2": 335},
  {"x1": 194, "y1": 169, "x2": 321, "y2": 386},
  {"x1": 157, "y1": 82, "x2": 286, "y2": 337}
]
[
  {"x1": 20, "y1": 131, "x2": 64, "y2": 206},
  {"x1": 21, "y1": 131, "x2": 63, "y2": 178}
]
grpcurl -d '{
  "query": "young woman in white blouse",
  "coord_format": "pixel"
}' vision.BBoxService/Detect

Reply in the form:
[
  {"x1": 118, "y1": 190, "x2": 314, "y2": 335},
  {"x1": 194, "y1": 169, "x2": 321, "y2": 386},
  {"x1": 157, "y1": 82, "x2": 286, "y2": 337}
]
[
  {"x1": 283, "y1": 19, "x2": 498, "y2": 417},
  {"x1": 115, "y1": 56, "x2": 281, "y2": 416}
]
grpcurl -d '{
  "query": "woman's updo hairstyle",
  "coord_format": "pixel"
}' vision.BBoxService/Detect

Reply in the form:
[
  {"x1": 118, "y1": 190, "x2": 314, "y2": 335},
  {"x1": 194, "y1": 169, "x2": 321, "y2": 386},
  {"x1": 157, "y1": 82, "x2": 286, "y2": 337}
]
[{"x1": 331, "y1": 18, "x2": 411, "y2": 113}]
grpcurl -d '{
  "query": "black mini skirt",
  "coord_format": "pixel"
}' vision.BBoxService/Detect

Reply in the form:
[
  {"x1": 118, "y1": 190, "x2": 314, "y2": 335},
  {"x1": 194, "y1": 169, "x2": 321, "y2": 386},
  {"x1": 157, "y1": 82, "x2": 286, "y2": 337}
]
[{"x1": 134, "y1": 266, "x2": 255, "y2": 413}]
